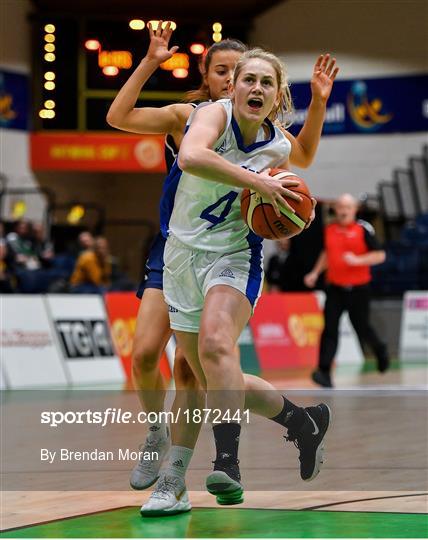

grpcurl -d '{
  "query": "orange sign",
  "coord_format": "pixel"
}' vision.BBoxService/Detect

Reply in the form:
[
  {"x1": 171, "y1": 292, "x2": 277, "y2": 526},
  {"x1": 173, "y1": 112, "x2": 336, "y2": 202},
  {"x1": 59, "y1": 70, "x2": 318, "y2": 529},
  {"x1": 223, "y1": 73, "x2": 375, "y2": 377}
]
[
  {"x1": 30, "y1": 132, "x2": 167, "y2": 172},
  {"x1": 160, "y1": 53, "x2": 189, "y2": 71},
  {"x1": 98, "y1": 50, "x2": 133, "y2": 69},
  {"x1": 250, "y1": 292, "x2": 323, "y2": 370},
  {"x1": 104, "y1": 292, "x2": 172, "y2": 382}
]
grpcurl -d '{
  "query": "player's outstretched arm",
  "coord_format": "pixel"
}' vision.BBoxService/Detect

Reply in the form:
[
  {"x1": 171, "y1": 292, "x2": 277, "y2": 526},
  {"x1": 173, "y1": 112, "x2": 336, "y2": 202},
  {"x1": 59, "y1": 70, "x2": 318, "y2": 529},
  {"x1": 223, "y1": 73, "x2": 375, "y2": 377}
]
[
  {"x1": 178, "y1": 104, "x2": 301, "y2": 217},
  {"x1": 283, "y1": 54, "x2": 339, "y2": 168},
  {"x1": 106, "y1": 21, "x2": 192, "y2": 137}
]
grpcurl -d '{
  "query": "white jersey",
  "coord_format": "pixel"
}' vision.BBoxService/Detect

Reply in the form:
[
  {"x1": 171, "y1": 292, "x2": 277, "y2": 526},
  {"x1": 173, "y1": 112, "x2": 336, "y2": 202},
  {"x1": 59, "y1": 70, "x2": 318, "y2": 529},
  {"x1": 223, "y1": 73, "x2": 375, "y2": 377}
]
[{"x1": 165, "y1": 99, "x2": 291, "y2": 253}]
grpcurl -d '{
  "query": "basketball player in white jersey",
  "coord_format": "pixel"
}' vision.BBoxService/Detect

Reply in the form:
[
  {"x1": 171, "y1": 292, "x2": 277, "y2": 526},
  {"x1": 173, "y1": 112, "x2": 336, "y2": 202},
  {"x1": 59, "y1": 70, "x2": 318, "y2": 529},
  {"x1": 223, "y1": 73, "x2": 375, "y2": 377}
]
[
  {"x1": 108, "y1": 22, "x2": 339, "y2": 513},
  {"x1": 107, "y1": 23, "x2": 247, "y2": 491},
  {"x1": 140, "y1": 48, "x2": 339, "y2": 514}
]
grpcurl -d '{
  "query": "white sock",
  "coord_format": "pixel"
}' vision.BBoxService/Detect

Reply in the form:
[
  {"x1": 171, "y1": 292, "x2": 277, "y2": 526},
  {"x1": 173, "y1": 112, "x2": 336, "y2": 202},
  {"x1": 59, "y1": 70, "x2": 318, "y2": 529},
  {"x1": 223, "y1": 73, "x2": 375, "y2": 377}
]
[
  {"x1": 164, "y1": 445, "x2": 193, "y2": 480},
  {"x1": 147, "y1": 421, "x2": 168, "y2": 441}
]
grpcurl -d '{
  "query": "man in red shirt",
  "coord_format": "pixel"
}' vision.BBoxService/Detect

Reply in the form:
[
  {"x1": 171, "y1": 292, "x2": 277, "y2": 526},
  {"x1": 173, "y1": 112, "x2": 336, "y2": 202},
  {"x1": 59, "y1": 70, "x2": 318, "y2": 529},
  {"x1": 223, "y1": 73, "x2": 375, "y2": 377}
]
[{"x1": 304, "y1": 194, "x2": 389, "y2": 387}]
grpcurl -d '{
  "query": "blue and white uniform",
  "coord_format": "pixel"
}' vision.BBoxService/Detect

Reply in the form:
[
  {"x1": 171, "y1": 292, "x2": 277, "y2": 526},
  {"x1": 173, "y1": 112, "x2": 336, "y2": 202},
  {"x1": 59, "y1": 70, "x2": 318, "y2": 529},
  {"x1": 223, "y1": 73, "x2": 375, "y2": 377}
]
[
  {"x1": 136, "y1": 108, "x2": 195, "y2": 298},
  {"x1": 162, "y1": 99, "x2": 291, "y2": 332}
]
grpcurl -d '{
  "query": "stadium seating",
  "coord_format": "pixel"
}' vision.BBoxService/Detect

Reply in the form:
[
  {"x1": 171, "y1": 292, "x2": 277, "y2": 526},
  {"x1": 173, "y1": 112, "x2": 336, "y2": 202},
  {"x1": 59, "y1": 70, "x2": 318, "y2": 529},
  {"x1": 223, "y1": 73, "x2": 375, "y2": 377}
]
[{"x1": 372, "y1": 145, "x2": 428, "y2": 294}]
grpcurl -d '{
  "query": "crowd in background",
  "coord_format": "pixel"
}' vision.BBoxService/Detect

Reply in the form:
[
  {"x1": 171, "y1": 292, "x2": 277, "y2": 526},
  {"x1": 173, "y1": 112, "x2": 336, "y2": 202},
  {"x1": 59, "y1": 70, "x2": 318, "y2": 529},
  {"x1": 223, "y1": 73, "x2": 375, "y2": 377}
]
[
  {"x1": 2, "y1": 205, "x2": 427, "y2": 296},
  {"x1": 1, "y1": 218, "x2": 304, "y2": 296},
  {"x1": 0, "y1": 220, "x2": 134, "y2": 294}
]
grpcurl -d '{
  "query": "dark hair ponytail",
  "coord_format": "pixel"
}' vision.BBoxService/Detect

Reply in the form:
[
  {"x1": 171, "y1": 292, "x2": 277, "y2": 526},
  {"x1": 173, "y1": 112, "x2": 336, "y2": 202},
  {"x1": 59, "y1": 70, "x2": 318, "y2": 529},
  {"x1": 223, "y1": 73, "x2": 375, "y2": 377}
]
[{"x1": 185, "y1": 38, "x2": 247, "y2": 103}]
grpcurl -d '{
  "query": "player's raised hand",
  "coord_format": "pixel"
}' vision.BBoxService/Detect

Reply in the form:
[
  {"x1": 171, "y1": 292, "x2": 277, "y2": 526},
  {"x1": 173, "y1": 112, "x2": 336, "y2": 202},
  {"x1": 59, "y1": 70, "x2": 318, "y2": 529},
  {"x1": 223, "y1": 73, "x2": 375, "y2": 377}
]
[
  {"x1": 257, "y1": 170, "x2": 302, "y2": 217},
  {"x1": 310, "y1": 54, "x2": 339, "y2": 102},
  {"x1": 146, "y1": 21, "x2": 179, "y2": 64}
]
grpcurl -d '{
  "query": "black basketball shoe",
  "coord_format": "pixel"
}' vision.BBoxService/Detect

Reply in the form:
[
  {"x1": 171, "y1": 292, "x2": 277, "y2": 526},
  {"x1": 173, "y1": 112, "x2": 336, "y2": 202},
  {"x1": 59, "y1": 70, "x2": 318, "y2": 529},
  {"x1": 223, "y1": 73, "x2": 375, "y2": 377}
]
[
  {"x1": 206, "y1": 454, "x2": 244, "y2": 505},
  {"x1": 376, "y1": 344, "x2": 390, "y2": 373},
  {"x1": 286, "y1": 403, "x2": 331, "y2": 481},
  {"x1": 312, "y1": 369, "x2": 333, "y2": 388}
]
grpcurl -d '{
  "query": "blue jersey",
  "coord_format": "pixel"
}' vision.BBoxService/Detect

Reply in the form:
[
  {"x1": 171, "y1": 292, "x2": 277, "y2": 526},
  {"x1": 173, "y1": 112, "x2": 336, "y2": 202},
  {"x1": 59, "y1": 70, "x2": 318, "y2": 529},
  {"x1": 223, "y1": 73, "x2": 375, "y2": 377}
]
[
  {"x1": 136, "y1": 104, "x2": 195, "y2": 296},
  {"x1": 164, "y1": 133, "x2": 179, "y2": 173},
  {"x1": 159, "y1": 104, "x2": 197, "y2": 238}
]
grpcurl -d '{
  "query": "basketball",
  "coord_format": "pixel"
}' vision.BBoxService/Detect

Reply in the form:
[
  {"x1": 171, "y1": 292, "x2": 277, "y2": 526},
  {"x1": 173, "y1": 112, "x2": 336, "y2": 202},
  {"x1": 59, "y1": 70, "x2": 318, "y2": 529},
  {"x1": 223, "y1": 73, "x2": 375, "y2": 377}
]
[{"x1": 241, "y1": 169, "x2": 313, "y2": 239}]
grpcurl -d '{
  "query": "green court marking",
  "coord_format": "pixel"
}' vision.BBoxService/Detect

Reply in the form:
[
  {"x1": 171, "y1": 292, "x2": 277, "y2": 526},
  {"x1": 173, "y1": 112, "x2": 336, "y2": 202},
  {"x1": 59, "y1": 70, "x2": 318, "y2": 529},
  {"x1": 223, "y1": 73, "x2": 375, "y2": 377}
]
[
  {"x1": 239, "y1": 325, "x2": 261, "y2": 375},
  {"x1": 2, "y1": 507, "x2": 427, "y2": 538},
  {"x1": 360, "y1": 359, "x2": 427, "y2": 374},
  {"x1": 359, "y1": 358, "x2": 401, "y2": 374},
  {"x1": 335, "y1": 358, "x2": 423, "y2": 375}
]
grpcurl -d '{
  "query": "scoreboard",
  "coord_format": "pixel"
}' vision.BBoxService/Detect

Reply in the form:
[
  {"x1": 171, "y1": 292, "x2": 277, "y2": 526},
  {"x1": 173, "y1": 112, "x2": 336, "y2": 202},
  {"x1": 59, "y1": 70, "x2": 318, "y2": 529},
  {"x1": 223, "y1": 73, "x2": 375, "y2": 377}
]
[{"x1": 32, "y1": 16, "x2": 248, "y2": 131}]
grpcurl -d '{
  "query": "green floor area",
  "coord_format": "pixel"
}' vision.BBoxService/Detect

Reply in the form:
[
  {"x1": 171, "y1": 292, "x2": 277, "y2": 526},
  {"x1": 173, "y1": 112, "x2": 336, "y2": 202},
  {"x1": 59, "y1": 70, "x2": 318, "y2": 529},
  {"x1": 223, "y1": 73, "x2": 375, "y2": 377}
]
[
  {"x1": 360, "y1": 358, "x2": 401, "y2": 373},
  {"x1": 2, "y1": 507, "x2": 427, "y2": 538},
  {"x1": 337, "y1": 358, "x2": 424, "y2": 375}
]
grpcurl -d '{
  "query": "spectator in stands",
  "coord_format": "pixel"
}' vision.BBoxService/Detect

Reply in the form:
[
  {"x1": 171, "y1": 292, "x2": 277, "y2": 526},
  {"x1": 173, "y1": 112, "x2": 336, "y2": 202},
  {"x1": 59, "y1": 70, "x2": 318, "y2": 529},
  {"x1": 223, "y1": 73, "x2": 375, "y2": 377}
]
[
  {"x1": 6, "y1": 220, "x2": 40, "y2": 271},
  {"x1": 70, "y1": 236, "x2": 112, "y2": 293},
  {"x1": 77, "y1": 231, "x2": 94, "y2": 253},
  {"x1": 6, "y1": 219, "x2": 48, "y2": 293},
  {"x1": 31, "y1": 222, "x2": 55, "y2": 268},
  {"x1": 266, "y1": 238, "x2": 292, "y2": 292},
  {"x1": 304, "y1": 193, "x2": 390, "y2": 387}
]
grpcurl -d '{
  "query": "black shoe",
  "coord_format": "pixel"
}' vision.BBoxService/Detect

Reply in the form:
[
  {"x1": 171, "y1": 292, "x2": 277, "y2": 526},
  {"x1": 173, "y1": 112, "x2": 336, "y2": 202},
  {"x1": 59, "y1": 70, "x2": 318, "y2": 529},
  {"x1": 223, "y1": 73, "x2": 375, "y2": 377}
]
[
  {"x1": 286, "y1": 403, "x2": 331, "y2": 481},
  {"x1": 312, "y1": 370, "x2": 333, "y2": 388},
  {"x1": 206, "y1": 455, "x2": 244, "y2": 505},
  {"x1": 376, "y1": 344, "x2": 390, "y2": 373}
]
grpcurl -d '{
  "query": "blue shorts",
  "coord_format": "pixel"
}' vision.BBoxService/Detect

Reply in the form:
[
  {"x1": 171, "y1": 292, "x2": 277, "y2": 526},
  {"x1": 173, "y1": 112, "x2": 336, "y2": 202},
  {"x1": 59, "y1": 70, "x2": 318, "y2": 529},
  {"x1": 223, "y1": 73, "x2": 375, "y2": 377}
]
[{"x1": 136, "y1": 232, "x2": 166, "y2": 299}]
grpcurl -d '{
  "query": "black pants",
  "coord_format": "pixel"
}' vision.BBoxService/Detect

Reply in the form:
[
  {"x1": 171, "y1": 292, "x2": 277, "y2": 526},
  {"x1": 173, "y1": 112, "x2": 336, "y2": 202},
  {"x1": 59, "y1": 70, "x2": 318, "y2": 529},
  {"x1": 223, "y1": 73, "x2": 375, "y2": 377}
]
[{"x1": 319, "y1": 284, "x2": 385, "y2": 373}]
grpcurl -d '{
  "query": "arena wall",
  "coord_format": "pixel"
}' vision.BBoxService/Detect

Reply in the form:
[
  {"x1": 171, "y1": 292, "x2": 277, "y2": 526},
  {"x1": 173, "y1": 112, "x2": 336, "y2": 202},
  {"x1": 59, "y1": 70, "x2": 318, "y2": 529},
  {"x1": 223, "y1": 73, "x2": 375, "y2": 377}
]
[
  {"x1": 251, "y1": 0, "x2": 427, "y2": 79},
  {"x1": 251, "y1": 0, "x2": 428, "y2": 199}
]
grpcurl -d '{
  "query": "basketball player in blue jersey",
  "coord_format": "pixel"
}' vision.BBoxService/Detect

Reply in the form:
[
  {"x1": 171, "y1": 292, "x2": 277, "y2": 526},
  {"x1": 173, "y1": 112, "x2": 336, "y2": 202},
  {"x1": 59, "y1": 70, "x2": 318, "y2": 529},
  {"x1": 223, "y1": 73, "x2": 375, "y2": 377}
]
[
  {"x1": 108, "y1": 24, "x2": 339, "y2": 515},
  {"x1": 156, "y1": 48, "x2": 339, "y2": 509}
]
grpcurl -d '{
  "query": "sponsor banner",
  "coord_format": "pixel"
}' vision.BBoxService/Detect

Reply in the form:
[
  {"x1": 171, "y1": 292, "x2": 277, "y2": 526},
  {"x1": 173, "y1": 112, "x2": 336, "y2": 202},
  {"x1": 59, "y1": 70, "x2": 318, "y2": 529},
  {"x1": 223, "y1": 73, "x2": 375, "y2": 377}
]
[
  {"x1": 399, "y1": 291, "x2": 428, "y2": 362},
  {"x1": 45, "y1": 294, "x2": 125, "y2": 384},
  {"x1": 250, "y1": 293, "x2": 322, "y2": 370},
  {"x1": 0, "y1": 69, "x2": 29, "y2": 131},
  {"x1": 1, "y1": 295, "x2": 69, "y2": 388},
  {"x1": 288, "y1": 74, "x2": 428, "y2": 136},
  {"x1": 238, "y1": 325, "x2": 260, "y2": 375},
  {"x1": 104, "y1": 292, "x2": 172, "y2": 382},
  {"x1": 30, "y1": 132, "x2": 166, "y2": 172},
  {"x1": 250, "y1": 292, "x2": 363, "y2": 370},
  {"x1": 315, "y1": 292, "x2": 364, "y2": 365}
]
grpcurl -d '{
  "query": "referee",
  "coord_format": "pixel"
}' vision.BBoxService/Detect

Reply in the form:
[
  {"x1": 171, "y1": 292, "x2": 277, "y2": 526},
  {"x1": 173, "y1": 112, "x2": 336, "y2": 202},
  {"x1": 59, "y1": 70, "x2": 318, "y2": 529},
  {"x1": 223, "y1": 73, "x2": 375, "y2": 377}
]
[{"x1": 304, "y1": 193, "x2": 390, "y2": 387}]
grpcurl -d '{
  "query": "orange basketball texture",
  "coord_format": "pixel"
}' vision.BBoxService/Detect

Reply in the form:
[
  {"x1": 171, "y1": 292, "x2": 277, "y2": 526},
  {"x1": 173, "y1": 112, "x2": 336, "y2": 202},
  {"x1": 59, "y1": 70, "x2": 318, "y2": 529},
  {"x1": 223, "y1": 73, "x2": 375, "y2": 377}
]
[{"x1": 241, "y1": 169, "x2": 313, "y2": 240}]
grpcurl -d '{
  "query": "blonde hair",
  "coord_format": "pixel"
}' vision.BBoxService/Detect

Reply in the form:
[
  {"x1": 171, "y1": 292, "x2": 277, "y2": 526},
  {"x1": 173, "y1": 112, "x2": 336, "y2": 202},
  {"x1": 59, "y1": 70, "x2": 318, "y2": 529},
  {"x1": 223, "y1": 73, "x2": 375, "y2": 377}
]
[
  {"x1": 185, "y1": 39, "x2": 248, "y2": 103},
  {"x1": 232, "y1": 48, "x2": 293, "y2": 125}
]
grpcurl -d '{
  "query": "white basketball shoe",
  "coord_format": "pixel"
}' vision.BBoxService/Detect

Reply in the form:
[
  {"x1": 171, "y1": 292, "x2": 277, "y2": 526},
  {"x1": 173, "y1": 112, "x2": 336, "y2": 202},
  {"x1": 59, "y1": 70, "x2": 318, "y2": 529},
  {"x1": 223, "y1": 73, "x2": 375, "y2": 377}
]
[
  {"x1": 130, "y1": 428, "x2": 171, "y2": 490},
  {"x1": 140, "y1": 474, "x2": 191, "y2": 517}
]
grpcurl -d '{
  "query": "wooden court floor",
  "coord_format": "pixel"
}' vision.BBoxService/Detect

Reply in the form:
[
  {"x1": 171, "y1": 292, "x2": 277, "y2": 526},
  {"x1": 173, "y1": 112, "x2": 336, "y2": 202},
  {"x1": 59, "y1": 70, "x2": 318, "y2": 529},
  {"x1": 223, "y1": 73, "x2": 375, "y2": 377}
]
[{"x1": 2, "y1": 363, "x2": 427, "y2": 538}]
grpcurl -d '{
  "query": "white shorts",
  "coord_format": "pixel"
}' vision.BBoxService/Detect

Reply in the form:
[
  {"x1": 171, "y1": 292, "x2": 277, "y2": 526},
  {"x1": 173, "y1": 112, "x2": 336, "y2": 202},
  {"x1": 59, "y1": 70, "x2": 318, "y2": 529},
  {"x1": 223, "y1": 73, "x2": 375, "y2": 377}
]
[{"x1": 163, "y1": 235, "x2": 264, "y2": 333}]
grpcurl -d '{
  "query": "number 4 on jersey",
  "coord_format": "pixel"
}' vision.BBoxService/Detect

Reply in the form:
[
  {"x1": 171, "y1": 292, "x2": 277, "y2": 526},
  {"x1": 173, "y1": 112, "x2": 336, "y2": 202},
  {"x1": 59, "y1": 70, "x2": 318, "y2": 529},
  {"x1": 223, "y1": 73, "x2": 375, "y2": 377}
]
[{"x1": 200, "y1": 190, "x2": 238, "y2": 230}]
